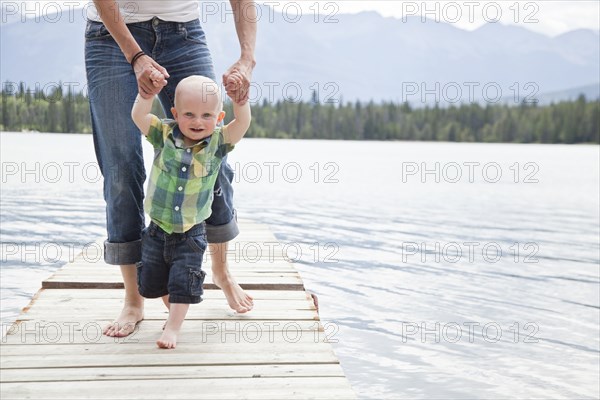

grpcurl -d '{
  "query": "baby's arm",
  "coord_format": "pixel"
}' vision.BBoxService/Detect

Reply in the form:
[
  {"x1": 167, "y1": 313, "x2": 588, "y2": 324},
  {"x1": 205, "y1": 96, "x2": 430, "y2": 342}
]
[
  {"x1": 131, "y1": 93, "x2": 156, "y2": 136},
  {"x1": 223, "y1": 100, "x2": 251, "y2": 145}
]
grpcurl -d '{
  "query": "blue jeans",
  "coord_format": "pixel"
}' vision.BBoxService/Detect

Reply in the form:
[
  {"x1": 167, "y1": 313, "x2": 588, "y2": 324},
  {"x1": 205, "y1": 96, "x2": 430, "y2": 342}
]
[
  {"x1": 85, "y1": 18, "x2": 239, "y2": 265},
  {"x1": 137, "y1": 221, "x2": 207, "y2": 304}
]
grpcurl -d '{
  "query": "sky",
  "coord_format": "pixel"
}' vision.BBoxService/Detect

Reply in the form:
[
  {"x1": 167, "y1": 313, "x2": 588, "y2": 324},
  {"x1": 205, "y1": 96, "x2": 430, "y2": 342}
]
[
  {"x1": 3, "y1": 1, "x2": 599, "y2": 36},
  {"x1": 260, "y1": 0, "x2": 600, "y2": 36}
]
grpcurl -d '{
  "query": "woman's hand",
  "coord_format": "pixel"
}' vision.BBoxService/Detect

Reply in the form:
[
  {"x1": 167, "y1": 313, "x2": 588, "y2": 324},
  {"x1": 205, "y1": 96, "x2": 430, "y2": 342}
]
[{"x1": 133, "y1": 55, "x2": 170, "y2": 99}]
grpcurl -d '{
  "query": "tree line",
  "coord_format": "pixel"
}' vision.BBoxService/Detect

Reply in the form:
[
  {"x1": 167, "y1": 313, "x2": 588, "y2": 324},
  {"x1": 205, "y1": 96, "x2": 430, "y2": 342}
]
[{"x1": 2, "y1": 82, "x2": 598, "y2": 144}]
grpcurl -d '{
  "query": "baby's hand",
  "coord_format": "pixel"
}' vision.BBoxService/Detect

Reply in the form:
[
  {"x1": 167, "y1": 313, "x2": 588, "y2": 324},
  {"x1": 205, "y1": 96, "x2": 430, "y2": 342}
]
[
  {"x1": 149, "y1": 68, "x2": 165, "y2": 88},
  {"x1": 226, "y1": 72, "x2": 244, "y2": 99}
]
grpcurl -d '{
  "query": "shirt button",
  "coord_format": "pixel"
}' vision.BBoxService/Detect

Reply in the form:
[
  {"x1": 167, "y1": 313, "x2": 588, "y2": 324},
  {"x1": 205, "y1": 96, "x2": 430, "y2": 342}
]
[
  {"x1": 178, "y1": 186, "x2": 183, "y2": 191},
  {"x1": 182, "y1": 167, "x2": 187, "y2": 172},
  {"x1": 174, "y1": 206, "x2": 180, "y2": 211}
]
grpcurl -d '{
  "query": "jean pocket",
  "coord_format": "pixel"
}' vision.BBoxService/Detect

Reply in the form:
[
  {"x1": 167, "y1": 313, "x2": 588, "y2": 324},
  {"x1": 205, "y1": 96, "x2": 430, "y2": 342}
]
[
  {"x1": 183, "y1": 24, "x2": 208, "y2": 46},
  {"x1": 187, "y1": 233, "x2": 207, "y2": 253},
  {"x1": 85, "y1": 21, "x2": 112, "y2": 41},
  {"x1": 189, "y1": 268, "x2": 206, "y2": 296}
]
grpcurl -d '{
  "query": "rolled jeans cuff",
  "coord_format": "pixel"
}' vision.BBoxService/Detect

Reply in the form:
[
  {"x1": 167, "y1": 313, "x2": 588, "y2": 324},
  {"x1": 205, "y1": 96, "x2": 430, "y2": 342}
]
[
  {"x1": 169, "y1": 294, "x2": 203, "y2": 304},
  {"x1": 104, "y1": 239, "x2": 142, "y2": 265},
  {"x1": 206, "y1": 211, "x2": 239, "y2": 244}
]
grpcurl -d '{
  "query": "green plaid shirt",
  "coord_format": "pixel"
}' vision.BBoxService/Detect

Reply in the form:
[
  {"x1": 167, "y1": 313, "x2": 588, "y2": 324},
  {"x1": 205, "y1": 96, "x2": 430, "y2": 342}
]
[{"x1": 144, "y1": 115, "x2": 234, "y2": 234}]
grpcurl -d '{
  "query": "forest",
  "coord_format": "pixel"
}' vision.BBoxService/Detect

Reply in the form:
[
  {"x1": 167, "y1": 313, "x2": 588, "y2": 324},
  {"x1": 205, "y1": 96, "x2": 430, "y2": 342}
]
[{"x1": 1, "y1": 82, "x2": 598, "y2": 144}]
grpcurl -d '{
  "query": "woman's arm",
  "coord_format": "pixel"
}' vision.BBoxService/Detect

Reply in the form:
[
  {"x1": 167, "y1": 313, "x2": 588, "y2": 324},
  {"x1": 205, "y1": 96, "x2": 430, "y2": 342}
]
[
  {"x1": 92, "y1": 0, "x2": 169, "y2": 98},
  {"x1": 223, "y1": 0, "x2": 257, "y2": 105}
]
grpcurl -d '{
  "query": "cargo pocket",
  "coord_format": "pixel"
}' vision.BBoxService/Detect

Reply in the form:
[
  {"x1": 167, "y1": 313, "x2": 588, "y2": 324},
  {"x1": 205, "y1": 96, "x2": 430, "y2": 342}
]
[{"x1": 189, "y1": 268, "x2": 206, "y2": 297}]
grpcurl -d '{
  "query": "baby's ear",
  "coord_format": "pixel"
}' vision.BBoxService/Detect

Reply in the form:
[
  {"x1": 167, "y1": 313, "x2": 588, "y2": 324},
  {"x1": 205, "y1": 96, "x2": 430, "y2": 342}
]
[{"x1": 218, "y1": 110, "x2": 226, "y2": 123}]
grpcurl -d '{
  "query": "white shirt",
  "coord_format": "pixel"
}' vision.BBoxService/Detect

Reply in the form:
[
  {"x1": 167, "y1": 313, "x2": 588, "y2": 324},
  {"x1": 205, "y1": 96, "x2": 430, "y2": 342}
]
[{"x1": 87, "y1": 1, "x2": 200, "y2": 23}]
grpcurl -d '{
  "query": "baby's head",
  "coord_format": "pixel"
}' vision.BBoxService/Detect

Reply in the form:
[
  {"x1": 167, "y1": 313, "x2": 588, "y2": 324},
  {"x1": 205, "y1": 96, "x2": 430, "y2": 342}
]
[{"x1": 171, "y1": 75, "x2": 225, "y2": 142}]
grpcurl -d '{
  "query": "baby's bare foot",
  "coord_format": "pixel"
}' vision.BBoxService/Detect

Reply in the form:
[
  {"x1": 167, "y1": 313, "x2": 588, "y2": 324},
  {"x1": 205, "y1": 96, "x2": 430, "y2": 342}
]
[
  {"x1": 157, "y1": 303, "x2": 188, "y2": 349},
  {"x1": 157, "y1": 327, "x2": 178, "y2": 349}
]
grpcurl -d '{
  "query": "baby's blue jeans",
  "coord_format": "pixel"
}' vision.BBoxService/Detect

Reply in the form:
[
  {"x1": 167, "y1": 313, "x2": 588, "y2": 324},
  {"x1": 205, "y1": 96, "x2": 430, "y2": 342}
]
[{"x1": 138, "y1": 221, "x2": 207, "y2": 304}]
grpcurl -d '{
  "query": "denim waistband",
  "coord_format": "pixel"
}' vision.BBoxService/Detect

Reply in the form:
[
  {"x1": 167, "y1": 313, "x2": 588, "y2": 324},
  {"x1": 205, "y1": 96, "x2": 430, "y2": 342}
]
[
  {"x1": 88, "y1": 17, "x2": 200, "y2": 33},
  {"x1": 130, "y1": 17, "x2": 200, "y2": 33},
  {"x1": 149, "y1": 221, "x2": 205, "y2": 240}
]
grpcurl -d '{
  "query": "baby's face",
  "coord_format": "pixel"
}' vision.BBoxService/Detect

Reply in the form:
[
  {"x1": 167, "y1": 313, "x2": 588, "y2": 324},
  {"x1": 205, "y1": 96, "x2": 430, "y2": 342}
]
[{"x1": 172, "y1": 90, "x2": 223, "y2": 143}]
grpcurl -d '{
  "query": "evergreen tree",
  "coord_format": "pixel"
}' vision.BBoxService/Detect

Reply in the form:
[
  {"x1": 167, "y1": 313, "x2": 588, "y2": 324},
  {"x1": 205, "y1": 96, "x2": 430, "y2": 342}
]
[{"x1": 0, "y1": 82, "x2": 598, "y2": 144}]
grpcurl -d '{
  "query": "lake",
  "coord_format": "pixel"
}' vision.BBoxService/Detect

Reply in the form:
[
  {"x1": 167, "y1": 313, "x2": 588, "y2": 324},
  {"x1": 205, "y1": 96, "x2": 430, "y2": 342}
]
[{"x1": 1, "y1": 132, "x2": 599, "y2": 399}]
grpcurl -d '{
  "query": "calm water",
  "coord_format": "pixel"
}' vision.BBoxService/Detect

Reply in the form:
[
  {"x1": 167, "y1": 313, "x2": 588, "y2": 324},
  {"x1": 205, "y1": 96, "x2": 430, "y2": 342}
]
[{"x1": 1, "y1": 132, "x2": 599, "y2": 399}]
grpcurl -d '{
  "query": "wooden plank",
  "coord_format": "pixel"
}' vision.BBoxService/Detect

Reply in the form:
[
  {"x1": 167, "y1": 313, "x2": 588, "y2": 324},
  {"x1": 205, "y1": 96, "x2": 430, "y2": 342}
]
[
  {"x1": 13, "y1": 310, "x2": 319, "y2": 324},
  {"x1": 17, "y1": 298, "x2": 316, "y2": 311},
  {"x1": 41, "y1": 281, "x2": 305, "y2": 290},
  {"x1": 1, "y1": 377, "x2": 356, "y2": 399},
  {"x1": 0, "y1": 340, "x2": 337, "y2": 357},
  {"x1": 2, "y1": 320, "x2": 329, "y2": 345},
  {"x1": 0, "y1": 363, "x2": 347, "y2": 382},
  {"x1": 60, "y1": 263, "x2": 297, "y2": 271},
  {"x1": 44, "y1": 274, "x2": 302, "y2": 282},
  {"x1": 71, "y1": 242, "x2": 294, "y2": 254},
  {"x1": 43, "y1": 277, "x2": 304, "y2": 286},
  {"x1": 1, "y1": 350, "x2": 340, "y2": 369},
  {"x1": 11, "y1": 302, "x2": 319, "y2": 320},
  {"x1": 26, "y1": 289, "x2": 313, "y2": 301},
  {"x1": 17, "y1": 308, "x2": 319, "y2": 322},
  {"x1": 68, "y1": 255, "x2": 294, "y2": 265},
  {"x1": 65, "y1": 257, "x2": 296, "y2": 266},
  {"x1": 52, "y1": 262, "x2": 298, "y2": 270},
  {"x1": 47, "y1": 272, "x2": 301, "y2": 279}
]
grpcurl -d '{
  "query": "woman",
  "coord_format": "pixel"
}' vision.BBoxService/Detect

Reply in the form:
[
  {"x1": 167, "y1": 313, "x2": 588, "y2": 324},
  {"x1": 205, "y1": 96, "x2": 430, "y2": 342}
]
[{"x1": 85, "y1": 0, "x2": 257, "y2": 337}]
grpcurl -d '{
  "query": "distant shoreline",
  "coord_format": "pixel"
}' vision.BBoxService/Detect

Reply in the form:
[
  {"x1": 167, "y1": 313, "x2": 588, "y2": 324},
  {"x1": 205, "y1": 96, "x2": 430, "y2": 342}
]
[{"x1": 2, "y1": 130, "x2": 599, "y2": 146}]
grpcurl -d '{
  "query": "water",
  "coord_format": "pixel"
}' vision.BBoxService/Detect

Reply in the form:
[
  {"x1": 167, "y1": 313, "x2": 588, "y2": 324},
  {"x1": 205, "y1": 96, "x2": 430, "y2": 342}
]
[{"x1": 1, "y1": 132, "x2": 599, "y2": 399}]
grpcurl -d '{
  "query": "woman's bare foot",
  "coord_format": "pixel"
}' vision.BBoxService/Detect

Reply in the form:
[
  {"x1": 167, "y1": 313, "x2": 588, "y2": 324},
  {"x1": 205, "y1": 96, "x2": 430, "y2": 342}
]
[
  {"x1": 104, "y1": 264, "x2": 145, "y2": 337},
  {"x1": 103, "y1": 304, "x2": 144, "y2": 337},
  {"x1": 212, "y1": 269, "x2": 254, "y2": 313},
  {"x1": 209, "y1": 243, "x2": 254, "y2": 313}
]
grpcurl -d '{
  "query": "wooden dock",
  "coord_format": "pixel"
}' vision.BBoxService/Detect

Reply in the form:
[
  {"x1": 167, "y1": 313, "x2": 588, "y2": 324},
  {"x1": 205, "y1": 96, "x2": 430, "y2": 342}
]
[{"x1": 1, "y1": 220, "x2": 356, "y2": 399}]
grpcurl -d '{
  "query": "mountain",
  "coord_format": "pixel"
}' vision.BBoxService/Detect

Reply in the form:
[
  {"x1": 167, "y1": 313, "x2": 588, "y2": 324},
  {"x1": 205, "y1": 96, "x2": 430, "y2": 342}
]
[
  {"x1": 534, "y1": 83, "x2": 600, "y2": 104},
  {"x1": 1, "y1": 6, "x2": 598, "y2": 105}
]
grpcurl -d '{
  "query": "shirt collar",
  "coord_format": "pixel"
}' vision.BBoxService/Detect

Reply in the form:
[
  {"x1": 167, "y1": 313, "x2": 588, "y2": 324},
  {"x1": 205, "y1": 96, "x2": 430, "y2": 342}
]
[{"x1": 171, "y1": 124, "x2": 212, "y2": 150}]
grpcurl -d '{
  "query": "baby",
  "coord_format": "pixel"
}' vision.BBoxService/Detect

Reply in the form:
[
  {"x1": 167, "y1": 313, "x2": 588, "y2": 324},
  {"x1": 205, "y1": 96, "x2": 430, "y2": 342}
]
[{"x1": 131, "y1": 74, "x2": 251, "y2": 348}]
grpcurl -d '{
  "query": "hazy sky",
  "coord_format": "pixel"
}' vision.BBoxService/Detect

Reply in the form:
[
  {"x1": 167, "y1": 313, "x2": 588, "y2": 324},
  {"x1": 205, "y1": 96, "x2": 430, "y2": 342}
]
[
  {"x1": 6, "y1": 1, "x2": 600, "y2": 36},
  {"x1": 260, "y1": 0, "x2": 600, "y2": 36}
]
